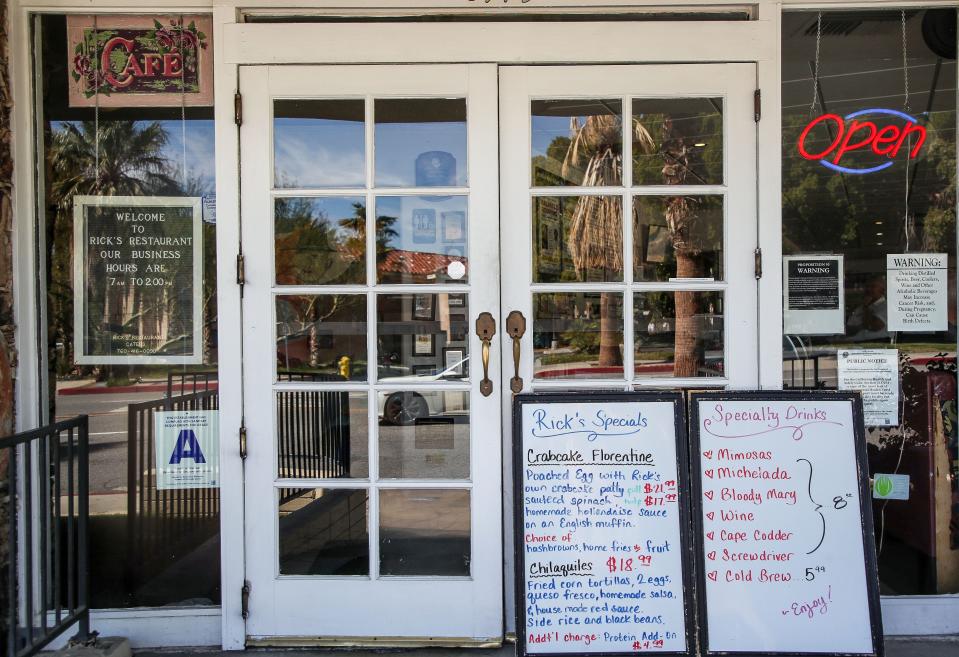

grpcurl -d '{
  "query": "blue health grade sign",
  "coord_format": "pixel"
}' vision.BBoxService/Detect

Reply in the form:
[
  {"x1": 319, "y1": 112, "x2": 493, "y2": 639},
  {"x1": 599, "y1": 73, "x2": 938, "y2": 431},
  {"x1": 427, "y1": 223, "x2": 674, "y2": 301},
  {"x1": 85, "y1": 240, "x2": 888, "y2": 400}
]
[{"x1": 155, "y1": 410, "x2": 219, "y2": 490}]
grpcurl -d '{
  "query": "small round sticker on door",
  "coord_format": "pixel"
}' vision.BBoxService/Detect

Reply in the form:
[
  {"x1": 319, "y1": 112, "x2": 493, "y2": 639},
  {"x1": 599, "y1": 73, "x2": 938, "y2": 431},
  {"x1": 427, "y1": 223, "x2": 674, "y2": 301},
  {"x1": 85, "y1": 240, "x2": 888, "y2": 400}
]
[{"x1": 447, "y1": 260, "x2": 466, "y2": 280}]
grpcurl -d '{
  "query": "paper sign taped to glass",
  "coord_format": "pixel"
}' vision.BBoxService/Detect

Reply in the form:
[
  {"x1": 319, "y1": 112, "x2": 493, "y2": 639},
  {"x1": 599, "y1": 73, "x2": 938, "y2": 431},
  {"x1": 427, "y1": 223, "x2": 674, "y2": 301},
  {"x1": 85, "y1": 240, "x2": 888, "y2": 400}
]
[
  {"x1": 782, "y1": 255, "x2": 845, "y2": 335},
  {"x1": 838, "y1": 348, "x2": 899, "y2": 426},
  {"x1": 887, "y1": 253, "x2": 948, "y2": 332},
  {"x1": 155, "y1": 411, "x2": 219, "y2": 490},
  {"x1": 72, "y1": 196, "x2": 203, "y2": 364}
]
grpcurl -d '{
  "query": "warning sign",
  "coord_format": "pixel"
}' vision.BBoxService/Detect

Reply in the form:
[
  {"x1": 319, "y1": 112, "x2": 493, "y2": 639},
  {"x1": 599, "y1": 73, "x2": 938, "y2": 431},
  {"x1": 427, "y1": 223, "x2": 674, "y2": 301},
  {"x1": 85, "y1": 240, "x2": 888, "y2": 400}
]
[{"x1": 783, "y1": 255, "x2": 845, "y2": 335}]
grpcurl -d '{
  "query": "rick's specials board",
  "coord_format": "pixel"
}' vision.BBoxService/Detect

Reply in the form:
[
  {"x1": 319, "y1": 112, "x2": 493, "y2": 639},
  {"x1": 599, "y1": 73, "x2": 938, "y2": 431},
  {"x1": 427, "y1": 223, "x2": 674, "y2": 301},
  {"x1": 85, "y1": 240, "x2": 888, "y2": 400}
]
[
  {"x1": 514, "y1": 392, "x2": 694, "y2": 657},
  {"x1": 690, "y1": 391, "x2": 883, "y2": 657}
]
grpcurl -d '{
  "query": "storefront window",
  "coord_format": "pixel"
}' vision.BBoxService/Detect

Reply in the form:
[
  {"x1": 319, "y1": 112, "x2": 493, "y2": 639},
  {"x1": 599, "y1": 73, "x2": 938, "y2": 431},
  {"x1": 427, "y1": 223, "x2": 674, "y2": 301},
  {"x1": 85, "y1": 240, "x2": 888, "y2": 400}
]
[
  {"x1": 782, "y1": 8, "x2": 958, "y2": 595},
  {"x1": 35, "y1": 14, "x2": 219, "y2": 608}
]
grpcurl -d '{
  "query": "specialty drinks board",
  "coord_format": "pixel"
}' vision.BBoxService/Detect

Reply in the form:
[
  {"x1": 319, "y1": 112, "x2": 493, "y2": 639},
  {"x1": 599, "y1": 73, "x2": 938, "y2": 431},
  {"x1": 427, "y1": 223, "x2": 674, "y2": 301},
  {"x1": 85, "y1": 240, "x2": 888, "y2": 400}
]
[
  {"x1": 690, "y1": 391, "x2": 882, "y2": 656},
  {"x1": 514, "y1": 392, "x2": 694, "y2": 656}
]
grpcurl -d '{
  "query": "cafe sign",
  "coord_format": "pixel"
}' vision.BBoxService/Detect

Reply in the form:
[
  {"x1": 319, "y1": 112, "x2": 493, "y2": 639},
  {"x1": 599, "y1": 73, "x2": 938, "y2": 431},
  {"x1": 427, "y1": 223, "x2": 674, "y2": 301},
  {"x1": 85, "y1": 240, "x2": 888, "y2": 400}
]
[
  {"x1": 67, "y1": 15, "x2": 212, "y2": 108},
  {"x1": 797, "y1": 108, "x2": 927, "y2": 175}
]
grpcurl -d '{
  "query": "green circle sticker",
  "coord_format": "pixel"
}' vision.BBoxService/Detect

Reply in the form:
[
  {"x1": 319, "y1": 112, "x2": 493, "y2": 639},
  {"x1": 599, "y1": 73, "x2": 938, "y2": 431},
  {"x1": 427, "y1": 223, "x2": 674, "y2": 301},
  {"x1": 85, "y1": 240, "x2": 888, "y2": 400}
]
[{"x1": 874, "y1": 475, "x2": 894, "y2": 498}]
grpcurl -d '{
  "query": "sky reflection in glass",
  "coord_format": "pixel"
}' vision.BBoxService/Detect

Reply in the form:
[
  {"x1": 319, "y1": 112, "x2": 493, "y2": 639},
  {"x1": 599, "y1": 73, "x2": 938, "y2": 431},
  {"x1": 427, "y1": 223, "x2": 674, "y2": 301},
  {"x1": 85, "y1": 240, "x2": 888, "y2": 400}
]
[{"x1": 274, "y1": 99, "x2": 366, "y2": 189}]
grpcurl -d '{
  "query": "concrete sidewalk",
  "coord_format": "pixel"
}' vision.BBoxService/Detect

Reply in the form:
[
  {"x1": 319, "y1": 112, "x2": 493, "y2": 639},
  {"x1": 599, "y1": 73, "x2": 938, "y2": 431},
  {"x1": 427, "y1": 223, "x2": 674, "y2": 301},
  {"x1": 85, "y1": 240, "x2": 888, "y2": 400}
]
[{"x1": 135, "y1": 637, "x2": 959, "y2": 657}]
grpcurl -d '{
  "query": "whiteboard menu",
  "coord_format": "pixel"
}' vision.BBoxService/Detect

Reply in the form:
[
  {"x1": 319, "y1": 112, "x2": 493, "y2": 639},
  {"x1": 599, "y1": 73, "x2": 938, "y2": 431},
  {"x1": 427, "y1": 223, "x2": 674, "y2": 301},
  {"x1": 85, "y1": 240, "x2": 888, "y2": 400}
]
[
  {"x1": 690, "y1": 391, "x2": 882, "y2": 656},
  {"x1": 514, "y1": 392, "x2": 693, "y2": 657}
]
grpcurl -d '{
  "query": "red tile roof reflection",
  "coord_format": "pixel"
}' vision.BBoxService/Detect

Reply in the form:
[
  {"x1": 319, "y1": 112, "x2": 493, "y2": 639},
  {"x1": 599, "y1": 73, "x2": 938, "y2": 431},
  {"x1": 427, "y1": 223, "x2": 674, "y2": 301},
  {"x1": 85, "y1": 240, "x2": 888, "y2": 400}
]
[{"x1": 378, "y1": 249, "x2": 465, "y2": 275}]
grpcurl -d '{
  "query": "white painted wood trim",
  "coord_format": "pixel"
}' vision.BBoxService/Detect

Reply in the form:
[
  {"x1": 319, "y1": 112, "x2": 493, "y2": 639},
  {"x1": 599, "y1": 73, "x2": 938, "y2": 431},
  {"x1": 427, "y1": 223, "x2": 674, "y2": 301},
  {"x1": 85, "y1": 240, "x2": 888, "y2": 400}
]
[
  {"x1": 881, "y1": 596, "x2": 959, "y2": 635},
  {"x1": 15, "y1": 1, "x2": 214, "y2": 10},
  {"x1": 229, "y1": 0, "x2": 754, "y2": 9},
  {"x1": 11, "y1": 4, "x2": 41, "y2": 433},
  {"x1": 222, "y1": 20, "x2": 777, "y2": 65},
  {"x1": 44, "y1": 608, "x2": 222, "y2": 649},
  {"x1": 757, "y1": 6, "x2": 783, "y2": 390},
  {"x1": 782, "y1": 0, "x2": 958, "y2": 6},
  {"x1": 212, "y1": 4, "x2": 246, "y2": 651},
  {"x1": 223, "y1": 0, "x2": 959, "y2": 9},
  {"x1": 12, "y1": 0, "x2": 958, "y2": 15}
]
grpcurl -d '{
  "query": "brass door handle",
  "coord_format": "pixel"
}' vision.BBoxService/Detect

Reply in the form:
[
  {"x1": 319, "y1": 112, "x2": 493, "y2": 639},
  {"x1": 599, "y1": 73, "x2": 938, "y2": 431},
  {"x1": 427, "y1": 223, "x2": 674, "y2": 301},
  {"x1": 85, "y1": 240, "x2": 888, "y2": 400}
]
[
  {"x1": 475, "y1": 312, "x2": 496, "y2": 397},
  {"x1": 506, "y1": 310, "x2": 527, "y2": 393}
]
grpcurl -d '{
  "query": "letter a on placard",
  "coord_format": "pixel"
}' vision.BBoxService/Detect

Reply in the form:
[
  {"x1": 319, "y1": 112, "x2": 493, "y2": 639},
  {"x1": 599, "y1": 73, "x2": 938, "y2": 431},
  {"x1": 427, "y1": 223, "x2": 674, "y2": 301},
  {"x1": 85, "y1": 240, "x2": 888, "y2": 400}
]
[{"x1": 169, "y1": 429, "x2": 206, "y2": 464}]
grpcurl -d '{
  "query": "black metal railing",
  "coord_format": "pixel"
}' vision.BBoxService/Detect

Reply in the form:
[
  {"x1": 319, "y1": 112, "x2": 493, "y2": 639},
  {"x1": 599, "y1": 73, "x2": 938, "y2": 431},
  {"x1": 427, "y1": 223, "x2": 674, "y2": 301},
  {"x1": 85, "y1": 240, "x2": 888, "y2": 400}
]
[
  {"x1": 276, "y1": 390, "x2": 352, "y2": 481},
  {"x1": 783, "y1": 354, "x2": 834, "y2": 390},
  {"x1": 166, "y1": 371, "x2": 217, "y2": 398},
  {"x1": 125, "y1": 391, "x2": 219, "y2": 592},
  {"x1": 2, "y1": 416, "x2": 91, "y2": 657}
]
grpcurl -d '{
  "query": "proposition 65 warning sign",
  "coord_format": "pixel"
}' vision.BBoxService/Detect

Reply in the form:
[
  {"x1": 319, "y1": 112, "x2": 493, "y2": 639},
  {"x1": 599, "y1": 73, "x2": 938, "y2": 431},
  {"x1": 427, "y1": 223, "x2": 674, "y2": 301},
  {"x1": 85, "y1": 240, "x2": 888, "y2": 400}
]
[{"x1": 155, "y1": 410, "x2": 219, "y2": 489}]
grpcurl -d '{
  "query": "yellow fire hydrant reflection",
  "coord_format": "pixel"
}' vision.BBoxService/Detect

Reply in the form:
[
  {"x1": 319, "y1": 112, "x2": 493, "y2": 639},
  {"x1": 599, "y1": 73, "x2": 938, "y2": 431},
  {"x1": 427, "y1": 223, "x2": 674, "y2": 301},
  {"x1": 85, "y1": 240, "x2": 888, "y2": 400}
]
[{"x1": 338, "y1": 355, "x2": 351, "y2": 379}]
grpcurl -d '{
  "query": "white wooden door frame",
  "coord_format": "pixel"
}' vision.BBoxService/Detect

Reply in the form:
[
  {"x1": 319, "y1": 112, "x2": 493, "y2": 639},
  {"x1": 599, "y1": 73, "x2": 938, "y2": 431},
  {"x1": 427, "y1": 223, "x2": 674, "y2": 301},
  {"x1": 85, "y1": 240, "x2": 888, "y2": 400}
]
[
  {"x1": 201, "y1": 9, "x2": 956, "y2": 651},
  {"x1": 237, "y1": 63, "x2": 503, "y2": 643},
  {"x1": 212, "y1": 15, "x2": 781, "y2": 651},
  {"x1": 498, "y1": 62, "x2": 760, "y2": 633}
]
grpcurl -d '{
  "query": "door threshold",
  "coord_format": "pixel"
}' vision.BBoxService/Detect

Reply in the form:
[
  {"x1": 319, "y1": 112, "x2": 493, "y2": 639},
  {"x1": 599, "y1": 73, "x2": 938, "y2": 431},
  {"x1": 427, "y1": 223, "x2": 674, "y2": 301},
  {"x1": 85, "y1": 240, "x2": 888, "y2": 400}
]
[{"x1": 246, "y1": 637, "x2": 504, "y2": 649}]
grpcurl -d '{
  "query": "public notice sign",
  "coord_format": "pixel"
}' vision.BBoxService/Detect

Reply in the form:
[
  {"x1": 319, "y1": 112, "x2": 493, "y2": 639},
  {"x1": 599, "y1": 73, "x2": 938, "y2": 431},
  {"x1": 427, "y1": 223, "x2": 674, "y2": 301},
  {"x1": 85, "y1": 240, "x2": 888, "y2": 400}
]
[
  {"x1": 838, "y1": 349, "x2": 899, "y2": 426},
  {"x1": 886, "y1": 253, "x2": 948, "y2": 332},
  {"x1": 155, "y1": 410, "x2": 219, "y2": 490},
  {"x1": 690, "y1": 391, "x2": 882, "y2": 657},
  {"x1": 73, "y1": 196, "x2": 203, "y2": 365},
  {"x1": 783, "y1": 255, "x2": 845, "y2": 335},
  {"x1": 513, "y1": 392, "x2": 694, "y2": 657},
  {"x1": 67, "y1": 15, "x2": 213, "y2": 108}
]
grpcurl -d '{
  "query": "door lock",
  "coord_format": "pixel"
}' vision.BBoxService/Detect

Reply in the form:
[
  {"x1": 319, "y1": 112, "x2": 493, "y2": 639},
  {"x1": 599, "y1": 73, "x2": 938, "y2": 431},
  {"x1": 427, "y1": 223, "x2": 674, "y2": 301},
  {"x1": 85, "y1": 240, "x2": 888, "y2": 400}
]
[
  {"x1": 506, "y1": 311, "x2": 527, "y2": 394},
  {"x1": 475, "y1": 312, "x2": 496, "y2": 397}
]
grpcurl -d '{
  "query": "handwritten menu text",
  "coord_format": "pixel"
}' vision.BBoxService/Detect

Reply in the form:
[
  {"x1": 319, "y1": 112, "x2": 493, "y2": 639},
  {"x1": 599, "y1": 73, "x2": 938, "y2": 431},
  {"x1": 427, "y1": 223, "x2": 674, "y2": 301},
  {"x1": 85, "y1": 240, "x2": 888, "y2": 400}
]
[
  {"x1": 519, "y1": 400, "x2": 687, "y2": 654},
  {"x1": 696, "y1": 398, "x2": 875, "y2": 654}
]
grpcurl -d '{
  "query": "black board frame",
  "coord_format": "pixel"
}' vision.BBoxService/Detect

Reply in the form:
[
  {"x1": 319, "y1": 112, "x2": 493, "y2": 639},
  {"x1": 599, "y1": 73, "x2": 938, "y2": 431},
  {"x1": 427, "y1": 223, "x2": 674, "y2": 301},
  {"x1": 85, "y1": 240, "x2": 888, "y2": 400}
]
[
  {"x1": 688, "y1": 390, "x2": 884, "y2": 657},
  {"x1": 513, "y1": 390, "x2": 697, "y2": 657}
]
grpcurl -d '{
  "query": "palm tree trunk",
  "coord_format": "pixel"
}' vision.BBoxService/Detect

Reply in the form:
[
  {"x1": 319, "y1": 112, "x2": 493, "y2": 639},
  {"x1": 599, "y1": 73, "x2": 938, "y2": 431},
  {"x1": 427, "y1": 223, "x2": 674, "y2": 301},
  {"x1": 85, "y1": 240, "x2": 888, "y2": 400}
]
[
  {"x1": 598, "y1": 292, "x2": 622, "y2": 367},
  {"x1": 673, "y1": 253, "x2": 702, "y2": 377}
]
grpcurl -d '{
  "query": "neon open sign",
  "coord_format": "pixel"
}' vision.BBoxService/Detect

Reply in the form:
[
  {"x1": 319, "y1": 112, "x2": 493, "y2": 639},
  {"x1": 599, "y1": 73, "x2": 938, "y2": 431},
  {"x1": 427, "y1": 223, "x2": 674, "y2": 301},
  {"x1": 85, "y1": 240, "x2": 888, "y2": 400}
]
[{"x1": 798, "y1": 108, "x2": 927, "y2": 175}]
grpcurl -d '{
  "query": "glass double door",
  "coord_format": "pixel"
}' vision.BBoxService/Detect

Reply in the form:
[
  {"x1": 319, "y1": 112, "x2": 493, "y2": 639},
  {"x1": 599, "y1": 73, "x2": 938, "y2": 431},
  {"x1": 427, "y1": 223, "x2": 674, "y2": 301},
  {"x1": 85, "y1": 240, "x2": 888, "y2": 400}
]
[{"x1": 239, "y1": 63, "x2": 757, "y2": 642}]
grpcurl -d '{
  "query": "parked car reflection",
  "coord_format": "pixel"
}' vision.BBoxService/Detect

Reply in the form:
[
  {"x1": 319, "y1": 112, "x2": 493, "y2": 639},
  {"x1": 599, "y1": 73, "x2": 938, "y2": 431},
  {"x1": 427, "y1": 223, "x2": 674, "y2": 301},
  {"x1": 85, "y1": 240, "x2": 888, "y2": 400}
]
[{"x1": 377, "y1": 356, "x2": 469, "y2": 425}]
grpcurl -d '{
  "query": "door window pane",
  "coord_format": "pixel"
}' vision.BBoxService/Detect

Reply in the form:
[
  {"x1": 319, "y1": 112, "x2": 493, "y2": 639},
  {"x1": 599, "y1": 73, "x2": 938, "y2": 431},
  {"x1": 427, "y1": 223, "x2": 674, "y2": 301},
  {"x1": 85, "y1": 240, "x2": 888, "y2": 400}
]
[
  {"x1": 277, "y1": 391, "x2": 369, "y2": 479},
  {"x1": 634, "y1": 195, "x2": 724, "y2": 282},
  {"x1": 533, "y1": 292, "x2": 624, "y2": 379},
  {"x1": 634, "y1": 291, "x2": 724, "y2": 378},
  {"x1": 278, "y1": 488, "x2": 369, "y2": 576},
  {"x1": 374, "y1": 98, "x2": 467, "y2": 187},
  {"x1": 376, "y1": 294, "x2": 469, "y2": 380},
  {"x1": 379, "y1": 489, "x2": 470, "y2": 576},
  {"x1": 375, "y1": 196, "x2": 468, "y2": 284},
  {"x1": 275, "y1": 197, "x2": 366, "y2": 286},
  {"x1": 274, "y1": 99, "x2": 366, "y2": 189},
  {"x1": 632, "y1": 98, "x2": 724, "y2": 186},
  {"x1": 533, "y1": 195, "x2": 623, "y2": 282},
  {"x1": 378, "y1": 391, "x2": 469, "y2": 479},
  {"x1": 276, "y1": 294, "x2": 368, "y2": 380},
  {"x1": 532, "y1": 99, "x2": 623, "y2": 187}
]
